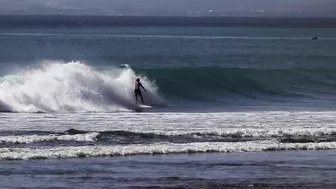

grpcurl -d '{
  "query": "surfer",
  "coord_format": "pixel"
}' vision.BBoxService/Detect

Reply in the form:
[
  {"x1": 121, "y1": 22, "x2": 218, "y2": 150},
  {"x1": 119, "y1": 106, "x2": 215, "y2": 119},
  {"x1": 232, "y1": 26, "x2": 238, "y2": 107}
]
[{"x1": 134, "y1": 78, "x2": 146, "y2": 104}]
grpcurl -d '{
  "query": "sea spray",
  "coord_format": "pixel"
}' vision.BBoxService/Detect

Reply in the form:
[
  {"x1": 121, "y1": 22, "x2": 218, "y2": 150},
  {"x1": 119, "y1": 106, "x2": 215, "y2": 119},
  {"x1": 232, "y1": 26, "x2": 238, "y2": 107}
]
[{"x1": 0, "y1": 61, "x2": 166, "y2": 112}]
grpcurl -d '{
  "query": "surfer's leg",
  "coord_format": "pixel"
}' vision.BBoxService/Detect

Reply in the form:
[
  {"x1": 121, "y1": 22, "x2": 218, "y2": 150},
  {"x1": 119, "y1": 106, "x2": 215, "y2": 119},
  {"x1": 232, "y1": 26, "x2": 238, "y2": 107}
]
[
  {"x1": 138, "y1": 91, "x2": 144, "y2": 104},
  {"x1": 134, "y1": 92, "x2": 138, "y2": 104},
  {"x1": 140, "y1": 95, "x2": 144, "y2": 104}
]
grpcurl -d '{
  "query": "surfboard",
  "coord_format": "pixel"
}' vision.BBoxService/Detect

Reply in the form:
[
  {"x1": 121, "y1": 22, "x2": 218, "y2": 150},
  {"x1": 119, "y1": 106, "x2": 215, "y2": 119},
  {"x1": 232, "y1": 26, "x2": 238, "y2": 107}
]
[
  {"x1": 138, "y1": 104, "x2": 152, "y2": 109},
  {"x1": 134, "y1": 104, "x2": 152, "y2": 112}
]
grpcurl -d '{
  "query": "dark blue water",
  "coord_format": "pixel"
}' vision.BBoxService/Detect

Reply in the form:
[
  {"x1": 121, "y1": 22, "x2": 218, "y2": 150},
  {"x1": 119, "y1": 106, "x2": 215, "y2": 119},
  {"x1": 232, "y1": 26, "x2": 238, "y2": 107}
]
[{"x1": 1, "y1": 16, "x2": 336, "y2": 189}]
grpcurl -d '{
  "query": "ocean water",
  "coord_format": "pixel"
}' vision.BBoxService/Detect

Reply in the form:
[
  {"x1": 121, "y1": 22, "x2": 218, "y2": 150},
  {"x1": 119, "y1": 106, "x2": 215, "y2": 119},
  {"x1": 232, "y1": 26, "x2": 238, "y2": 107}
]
[{"x1": 1, "y1": 16, "x2": 336, "y2": 189}]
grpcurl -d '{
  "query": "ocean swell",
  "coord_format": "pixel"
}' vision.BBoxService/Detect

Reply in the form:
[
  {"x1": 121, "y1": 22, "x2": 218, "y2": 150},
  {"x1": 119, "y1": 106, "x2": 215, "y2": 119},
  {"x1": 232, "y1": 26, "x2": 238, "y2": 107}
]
[{"x1": 2, "y1": 62, "x2": 336, "y2": 113}]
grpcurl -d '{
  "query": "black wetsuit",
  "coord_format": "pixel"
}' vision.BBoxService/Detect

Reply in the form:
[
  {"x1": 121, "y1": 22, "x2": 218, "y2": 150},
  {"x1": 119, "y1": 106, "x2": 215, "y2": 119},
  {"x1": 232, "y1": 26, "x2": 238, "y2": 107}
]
[
  {"x1": 134, "y1": 88, "x2": 141, "y2": 97},
  {"x1": 134, "y1": 81, "x2": 142, "y2": 96},
  {"x1": 134, "y1": 81, "x2": 145, "y2": 104}
]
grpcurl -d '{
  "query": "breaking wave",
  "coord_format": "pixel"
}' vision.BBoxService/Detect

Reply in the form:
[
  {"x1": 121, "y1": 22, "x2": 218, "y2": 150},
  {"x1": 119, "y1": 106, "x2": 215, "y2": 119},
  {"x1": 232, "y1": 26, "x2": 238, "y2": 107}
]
[
  {"x1": 0, "y1": 61, "x2": 167, "y2": 112},
  {"x1": 3, "y1": 61, "x2": 336, "y2": 113}
]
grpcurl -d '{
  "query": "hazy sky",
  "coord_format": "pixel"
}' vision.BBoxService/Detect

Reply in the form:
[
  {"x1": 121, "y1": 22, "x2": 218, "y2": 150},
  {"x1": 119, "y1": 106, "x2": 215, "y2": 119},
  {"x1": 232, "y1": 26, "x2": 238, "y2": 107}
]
[{"x1": 0, "y1": 0, "x2": 335, "y2": 16}]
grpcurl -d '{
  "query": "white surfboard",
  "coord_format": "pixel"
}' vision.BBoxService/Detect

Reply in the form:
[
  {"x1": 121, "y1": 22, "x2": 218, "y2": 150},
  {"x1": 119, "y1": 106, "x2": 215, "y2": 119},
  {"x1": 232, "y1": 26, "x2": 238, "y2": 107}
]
[
  {"x1": 133, "y1": 104, "x2": 153, "y2": 112},
  {"x1": 138, "y1": 104, "x2": 152, "y2": 109}
]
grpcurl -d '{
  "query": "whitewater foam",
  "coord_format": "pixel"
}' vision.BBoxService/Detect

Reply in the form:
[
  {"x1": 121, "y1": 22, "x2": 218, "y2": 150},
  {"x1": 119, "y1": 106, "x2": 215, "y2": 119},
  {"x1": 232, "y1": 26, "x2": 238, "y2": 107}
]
[
  {"x1": 0, "y1": 132, "x2": 99, "y2": 144},
  {"x1": 1, "y1": 140, "x2": 336, "y2": 160},
  {"x1": 0, "y1": 61, "x2": 166, "y2": 112}
]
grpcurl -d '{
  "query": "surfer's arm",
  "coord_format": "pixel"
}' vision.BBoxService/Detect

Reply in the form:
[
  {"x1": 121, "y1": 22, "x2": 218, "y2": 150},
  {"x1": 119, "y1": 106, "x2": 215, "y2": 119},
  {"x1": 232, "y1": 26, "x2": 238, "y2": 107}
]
[{"x1": 140, "y1": 83, "x2": 146, "y2": 91}]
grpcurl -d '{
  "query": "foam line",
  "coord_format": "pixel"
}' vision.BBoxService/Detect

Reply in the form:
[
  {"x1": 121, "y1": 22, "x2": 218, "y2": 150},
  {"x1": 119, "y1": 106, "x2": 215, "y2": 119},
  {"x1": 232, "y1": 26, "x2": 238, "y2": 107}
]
[
  {"x1": 0, "y1": 133, "x2": 99, "y2": 144},
  {"x1": 1, "y1": 140, "x2": 336, "y2": 160}
]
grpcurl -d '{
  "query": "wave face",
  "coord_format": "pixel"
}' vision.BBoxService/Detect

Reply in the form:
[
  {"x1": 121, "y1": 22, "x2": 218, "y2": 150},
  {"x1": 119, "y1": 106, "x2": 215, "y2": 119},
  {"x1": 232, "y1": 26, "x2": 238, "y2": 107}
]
[
  {"x1": 136, "y1": 67, "x2": 336, "y2": 103},
  {"x1": 0, "y1": 61, "x2": 166, "y2": 112}
]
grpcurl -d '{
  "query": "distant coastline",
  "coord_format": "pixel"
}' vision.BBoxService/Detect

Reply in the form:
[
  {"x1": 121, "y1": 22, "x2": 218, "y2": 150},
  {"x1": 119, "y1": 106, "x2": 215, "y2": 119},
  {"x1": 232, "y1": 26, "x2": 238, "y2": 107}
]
[{"x1": 1, "y1": 15, "x2": 336, "y2": 28}]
